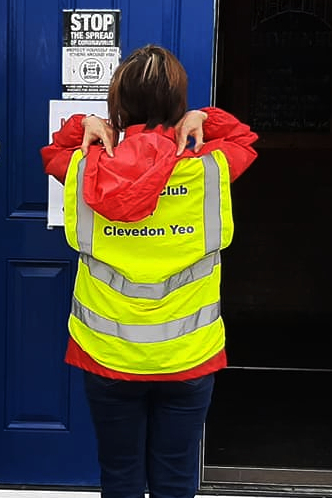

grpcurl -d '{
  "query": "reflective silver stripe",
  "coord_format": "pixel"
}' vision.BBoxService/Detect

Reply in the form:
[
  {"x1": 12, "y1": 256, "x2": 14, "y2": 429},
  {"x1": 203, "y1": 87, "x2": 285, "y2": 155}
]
[
  {"x1": 76, "y1": 158, "x2": 93, "y2": 254},
  {"x1": 202, "y1": 154, "x2": 221, "y2": 253},
  {"x1": 71, "y1": 296, "x2": 220, "y2": 343},
  {"x1": 80, "y1": 251, "x2": 220, "y2": 299}
]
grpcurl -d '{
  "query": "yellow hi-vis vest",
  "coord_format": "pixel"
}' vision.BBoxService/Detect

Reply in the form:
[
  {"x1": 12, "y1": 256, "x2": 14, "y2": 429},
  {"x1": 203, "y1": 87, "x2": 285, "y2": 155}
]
[{"x1": 64, "y1": 149, "x2": 234, "y2": 375}]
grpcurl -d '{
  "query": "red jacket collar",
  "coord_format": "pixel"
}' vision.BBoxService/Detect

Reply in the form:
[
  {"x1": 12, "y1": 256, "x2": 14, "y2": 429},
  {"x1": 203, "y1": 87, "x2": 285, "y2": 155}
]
[{"x1": 124, "y1": 124, "x2": 176, "y2": 142}]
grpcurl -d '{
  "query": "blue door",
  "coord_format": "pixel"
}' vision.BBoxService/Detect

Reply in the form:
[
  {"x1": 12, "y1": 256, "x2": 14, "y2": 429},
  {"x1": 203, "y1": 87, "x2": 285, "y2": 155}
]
[{"x1": 0, "y1": 0, "x2": 216, "y2": 485}]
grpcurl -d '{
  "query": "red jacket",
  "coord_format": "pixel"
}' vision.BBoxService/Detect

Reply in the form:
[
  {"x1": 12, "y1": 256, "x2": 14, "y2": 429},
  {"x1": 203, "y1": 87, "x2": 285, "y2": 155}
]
[{"x1": 41, "y1": 107, "x2": 258, "y2": 381}]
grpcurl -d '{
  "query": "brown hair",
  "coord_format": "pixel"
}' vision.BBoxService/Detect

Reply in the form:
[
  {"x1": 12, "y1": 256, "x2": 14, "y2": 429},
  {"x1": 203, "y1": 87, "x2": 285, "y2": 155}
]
[{"x1": 108, "y1": 45, "x2": 188, "y2": 132}]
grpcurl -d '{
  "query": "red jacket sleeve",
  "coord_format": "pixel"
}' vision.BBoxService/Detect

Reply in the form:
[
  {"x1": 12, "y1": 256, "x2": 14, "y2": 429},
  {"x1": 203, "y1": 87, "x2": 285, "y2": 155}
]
[
  {"x1": 40, "y1": 114, "x2": 86, "y2": 184},
  {"x1": 199, "y1": 107, "x2": 258, "y2": 182},
  {"x1": 40, "y1": 108, "x2": 258, "y2": 186}
]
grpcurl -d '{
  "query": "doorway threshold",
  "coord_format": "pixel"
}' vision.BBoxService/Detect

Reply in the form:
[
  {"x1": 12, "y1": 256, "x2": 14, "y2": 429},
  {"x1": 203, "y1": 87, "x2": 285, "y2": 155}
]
[{"x1": 0, "y1": 491, "x2": 253, "y2": 498}]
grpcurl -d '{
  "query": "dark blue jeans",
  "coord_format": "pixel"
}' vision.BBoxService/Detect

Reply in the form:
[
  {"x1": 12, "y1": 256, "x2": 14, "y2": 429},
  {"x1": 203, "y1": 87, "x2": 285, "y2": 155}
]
[{"x1": 84, "y1": 372, "x2": 215, "y2": 498}]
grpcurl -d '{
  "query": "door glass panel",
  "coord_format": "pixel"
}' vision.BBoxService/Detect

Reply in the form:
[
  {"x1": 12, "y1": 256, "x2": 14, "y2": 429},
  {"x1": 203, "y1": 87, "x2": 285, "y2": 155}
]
[
  {"x1": 205, "y1": 368, "x2": 332, "y2": 469},
  {"x1": 250, "y1": 1, "x2": 332, "y2": 133},
  {"x1": 203, "y1": 0, "x2": 332, "y2": 486}
]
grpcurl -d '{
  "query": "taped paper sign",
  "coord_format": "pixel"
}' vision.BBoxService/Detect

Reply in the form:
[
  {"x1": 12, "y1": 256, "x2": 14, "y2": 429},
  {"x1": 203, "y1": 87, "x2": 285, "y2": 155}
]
[
  {"x1": 47, "y1": 100, "x2": 108, "y2": 228},
  {"x1": 62, "y1": 10, "x2": 121, "y2": 99}
]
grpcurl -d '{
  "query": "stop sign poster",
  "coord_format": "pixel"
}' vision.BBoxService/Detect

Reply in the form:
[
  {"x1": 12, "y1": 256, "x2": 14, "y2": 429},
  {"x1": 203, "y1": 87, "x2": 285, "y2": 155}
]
[{"x1": 62, "y1": 10, "x2": 121, "y2": 99}]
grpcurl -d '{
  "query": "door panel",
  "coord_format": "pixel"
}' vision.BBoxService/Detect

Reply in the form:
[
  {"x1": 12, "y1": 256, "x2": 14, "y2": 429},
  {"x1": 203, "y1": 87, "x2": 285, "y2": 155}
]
[
  {"x1": 206, "y1": 369, "x2": 332, "y2": 469},
  {"x1": 0, "y1": 0, "x2": 216, "y2": 486},
  {"x1": 202, "y1": 0, "x2": 332, "y2": 493}
]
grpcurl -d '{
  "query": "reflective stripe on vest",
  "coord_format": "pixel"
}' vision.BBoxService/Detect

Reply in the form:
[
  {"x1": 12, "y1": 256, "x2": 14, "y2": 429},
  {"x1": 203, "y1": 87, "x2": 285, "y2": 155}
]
[
  {"x1": 202, "y1": 153, "x2": 222, "y2": 254},
  {"x1": 75, "y1": 153, "x2": 222, "y2": 256},
  {"x1": 71, "y1": 296, "x2": 220, "y2": 343},
  {"x1": 80, "y1": 250, "x2": 220, "y2": 300}
]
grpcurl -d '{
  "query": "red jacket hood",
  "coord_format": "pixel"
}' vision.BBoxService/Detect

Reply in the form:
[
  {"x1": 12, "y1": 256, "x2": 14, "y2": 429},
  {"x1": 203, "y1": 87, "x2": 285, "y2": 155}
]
[{"x1": 83, "y1": 124, "x2": 180, "y2": 222}]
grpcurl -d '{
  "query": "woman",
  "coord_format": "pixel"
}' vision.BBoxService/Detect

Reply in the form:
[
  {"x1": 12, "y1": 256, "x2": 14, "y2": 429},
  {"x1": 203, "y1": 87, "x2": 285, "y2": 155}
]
[{"x1": 41, "y1": 44, "x2": 258, "y2": 498}]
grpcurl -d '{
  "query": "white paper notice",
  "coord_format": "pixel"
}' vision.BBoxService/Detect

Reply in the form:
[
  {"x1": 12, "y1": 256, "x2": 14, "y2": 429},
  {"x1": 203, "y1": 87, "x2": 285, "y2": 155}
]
[{"x1": 47, "y1": 99, "x2": 108, "y2": 228}]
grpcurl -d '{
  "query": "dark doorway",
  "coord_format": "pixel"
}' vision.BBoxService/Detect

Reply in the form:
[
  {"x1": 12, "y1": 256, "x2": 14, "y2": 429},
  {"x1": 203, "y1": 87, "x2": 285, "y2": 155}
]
[{"x1": 201, "y1": 0, "x2": 332, "y2": 495}]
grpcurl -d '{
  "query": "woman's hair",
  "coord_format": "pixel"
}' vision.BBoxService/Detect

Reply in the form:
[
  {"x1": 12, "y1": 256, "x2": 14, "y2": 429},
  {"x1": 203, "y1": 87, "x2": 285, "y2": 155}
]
[{"x1": 108, "y1": 44, "x2": 188, "y2": 132}]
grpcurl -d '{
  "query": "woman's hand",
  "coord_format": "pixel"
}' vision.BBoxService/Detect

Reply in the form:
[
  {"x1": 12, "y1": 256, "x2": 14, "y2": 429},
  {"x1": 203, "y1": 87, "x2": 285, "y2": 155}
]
[
  {"x1": 175, "y1": 110, "x2": 208, "y2": 156},
  {"x1": 81, "y1": 115, "x2": 118, "y2": 157},
  {"x1": 81, "y1": 110, "x2": 207, "y2": 158}
]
